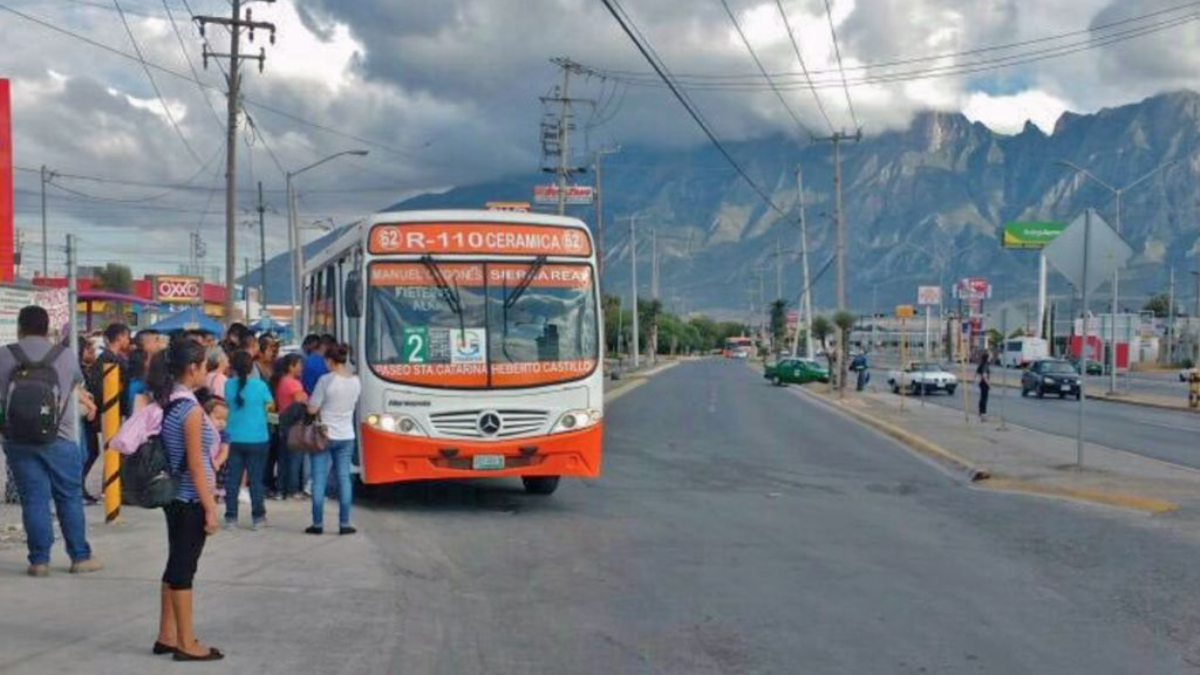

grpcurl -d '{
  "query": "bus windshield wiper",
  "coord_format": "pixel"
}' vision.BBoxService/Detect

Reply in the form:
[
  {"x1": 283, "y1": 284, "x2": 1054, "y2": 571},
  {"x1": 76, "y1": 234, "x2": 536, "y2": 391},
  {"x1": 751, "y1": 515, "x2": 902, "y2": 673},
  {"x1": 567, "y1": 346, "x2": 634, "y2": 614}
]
[
  {"x1": 504, "y1": 256, "x2": 547, "y2": 310},
  {"x1": 421, "y1": 255, "x2": 463, "y2": 316}
]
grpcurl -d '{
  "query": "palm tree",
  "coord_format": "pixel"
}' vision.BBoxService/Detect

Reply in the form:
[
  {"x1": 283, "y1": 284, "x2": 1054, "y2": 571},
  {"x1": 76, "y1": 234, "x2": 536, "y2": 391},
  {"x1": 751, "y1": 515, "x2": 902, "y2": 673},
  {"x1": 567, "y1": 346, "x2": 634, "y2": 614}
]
[{"x1": 833, "y1": 311, "x2": 856, "y2": 395}]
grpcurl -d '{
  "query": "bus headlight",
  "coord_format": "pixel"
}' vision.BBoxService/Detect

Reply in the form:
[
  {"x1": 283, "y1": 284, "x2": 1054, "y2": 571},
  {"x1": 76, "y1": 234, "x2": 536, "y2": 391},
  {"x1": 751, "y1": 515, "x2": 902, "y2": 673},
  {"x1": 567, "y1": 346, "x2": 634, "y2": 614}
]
[
  {"x1": 365, "y1": 413, "x2": 427, "y2": 437},
  {"x1": 551, "y1": 408, "x2": 602, "y2": 434}
]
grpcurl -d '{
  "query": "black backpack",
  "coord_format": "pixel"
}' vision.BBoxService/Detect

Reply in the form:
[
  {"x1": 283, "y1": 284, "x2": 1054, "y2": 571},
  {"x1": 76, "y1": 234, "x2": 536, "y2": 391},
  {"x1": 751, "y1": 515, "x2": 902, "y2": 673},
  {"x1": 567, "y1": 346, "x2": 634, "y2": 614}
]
[
  {"x1": 3, "y1": 344, "x2": 67, "y2": 445},
  {"x1": 125, "y1": 399, "x2": 187, "y2": 509}
]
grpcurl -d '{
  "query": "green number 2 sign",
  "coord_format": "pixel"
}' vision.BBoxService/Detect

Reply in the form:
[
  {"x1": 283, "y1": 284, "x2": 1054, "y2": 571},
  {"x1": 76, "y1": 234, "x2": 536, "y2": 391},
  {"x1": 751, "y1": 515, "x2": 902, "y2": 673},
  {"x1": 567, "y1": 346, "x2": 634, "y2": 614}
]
[{"x1": 401, "y1": 327, "x2": 428, "y2": 363}]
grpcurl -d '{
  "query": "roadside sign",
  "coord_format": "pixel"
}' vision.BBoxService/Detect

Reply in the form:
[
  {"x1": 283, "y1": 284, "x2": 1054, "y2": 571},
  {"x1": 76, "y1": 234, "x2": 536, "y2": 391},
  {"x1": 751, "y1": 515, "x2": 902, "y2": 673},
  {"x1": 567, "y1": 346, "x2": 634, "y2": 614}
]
[
  {"x1": 952, "y1": 277, "x2": 991, "y2": 300},
  {"x1": 895, "y1": 304, "x2": 915, "y2": 319},
  {"x1": 153, "y1": 275, "x2": 203, "y2": 304},
  {"x1": 1002, "y1": 221, "x2": 1067, "y2": 249},
  {"x1": 1043, "y1": 209, "x2": 1131, "y2": 296},
  {"x1": 533, "y1": 185, "x2": 594, "y2": 205},
  {"x1": 917, "y1": 286, "x2": 941, "y2": 306}
]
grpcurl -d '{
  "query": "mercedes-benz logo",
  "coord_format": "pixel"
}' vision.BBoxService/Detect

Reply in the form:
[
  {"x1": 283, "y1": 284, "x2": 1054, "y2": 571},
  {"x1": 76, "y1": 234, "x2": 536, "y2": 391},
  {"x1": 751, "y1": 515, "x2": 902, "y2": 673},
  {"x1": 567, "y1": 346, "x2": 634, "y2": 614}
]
[{"x1": 478, "y1": 411, "x2": 502, "y2": 436}]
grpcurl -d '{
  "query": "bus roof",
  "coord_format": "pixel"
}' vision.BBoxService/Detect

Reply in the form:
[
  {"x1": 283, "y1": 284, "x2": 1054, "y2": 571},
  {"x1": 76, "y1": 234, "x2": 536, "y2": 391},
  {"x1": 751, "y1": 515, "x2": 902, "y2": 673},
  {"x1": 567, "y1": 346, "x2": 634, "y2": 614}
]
[{"x1": 369, "y1": 209, "x2": 589, "y2": 231}]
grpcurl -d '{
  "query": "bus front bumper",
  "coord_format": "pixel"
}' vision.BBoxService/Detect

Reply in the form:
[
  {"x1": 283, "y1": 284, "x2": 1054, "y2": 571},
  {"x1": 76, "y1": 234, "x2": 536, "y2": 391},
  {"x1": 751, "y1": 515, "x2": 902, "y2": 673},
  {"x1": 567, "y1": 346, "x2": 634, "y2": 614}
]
[{"x1": 358, "y1": 423, "x2": 603, "y2": 485}]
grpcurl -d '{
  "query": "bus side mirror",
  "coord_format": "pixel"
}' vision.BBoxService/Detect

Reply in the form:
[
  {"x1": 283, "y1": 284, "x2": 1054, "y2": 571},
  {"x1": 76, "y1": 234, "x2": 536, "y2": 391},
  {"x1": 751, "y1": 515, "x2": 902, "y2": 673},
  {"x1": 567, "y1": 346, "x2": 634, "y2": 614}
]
[{"x1": 345, "y1": 270, "x2": 364, "y2": 319}]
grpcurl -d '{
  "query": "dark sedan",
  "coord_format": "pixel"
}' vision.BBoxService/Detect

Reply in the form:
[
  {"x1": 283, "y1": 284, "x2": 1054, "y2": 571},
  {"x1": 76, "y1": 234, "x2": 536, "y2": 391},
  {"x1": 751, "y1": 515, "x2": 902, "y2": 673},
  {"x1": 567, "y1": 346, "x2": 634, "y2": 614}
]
[{"x1": 1021, "y1": 359, "x2": 1082, "y2": 399}]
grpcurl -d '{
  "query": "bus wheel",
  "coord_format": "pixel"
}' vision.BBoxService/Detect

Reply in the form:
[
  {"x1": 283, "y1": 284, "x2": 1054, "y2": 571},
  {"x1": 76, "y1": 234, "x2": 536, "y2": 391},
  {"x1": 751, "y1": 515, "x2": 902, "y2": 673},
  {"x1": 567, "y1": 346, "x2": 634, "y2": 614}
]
[
  {"x1": 522, "y1": 476, "x2": 560, "y2": 495},
  {"x1": 353, "y1": 474, "x2": 382, "y2": 501}
]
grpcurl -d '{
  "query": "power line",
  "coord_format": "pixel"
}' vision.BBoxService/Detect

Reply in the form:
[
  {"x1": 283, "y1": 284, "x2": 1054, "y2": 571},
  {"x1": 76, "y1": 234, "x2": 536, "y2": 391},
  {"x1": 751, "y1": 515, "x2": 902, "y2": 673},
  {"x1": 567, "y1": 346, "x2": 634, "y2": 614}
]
[
  {"x1": 161, "y1": 0, "x2": 225, "y2": 132},
  {"x1": 594, "y1": 0, "x2": 1200, "y2": 84},
  {"x1": 112, "y1": 0, "x2": 207, "y2": 165},
  {"x1": 774, "y1": 0, "x2": 834, "y2": 135},
  {"x1": 0, "y1": 3, "x2": 432, "y2": 161},
  {"x1": 717, "y1": 0, "x2": 812, "y2": 137},
  {"x1": 820, "y1": 0, "x2": 859, "y2": 129},
  {"x1": 598, "y1": 0, "x2": 786, "y2": 216}
]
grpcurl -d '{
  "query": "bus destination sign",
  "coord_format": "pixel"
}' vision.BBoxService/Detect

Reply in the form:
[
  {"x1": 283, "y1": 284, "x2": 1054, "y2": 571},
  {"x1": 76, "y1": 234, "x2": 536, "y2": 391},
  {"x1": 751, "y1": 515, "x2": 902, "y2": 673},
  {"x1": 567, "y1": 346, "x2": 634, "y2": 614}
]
[{"x1": 369, "y1": 223, "x2": 592, "y2": 257}]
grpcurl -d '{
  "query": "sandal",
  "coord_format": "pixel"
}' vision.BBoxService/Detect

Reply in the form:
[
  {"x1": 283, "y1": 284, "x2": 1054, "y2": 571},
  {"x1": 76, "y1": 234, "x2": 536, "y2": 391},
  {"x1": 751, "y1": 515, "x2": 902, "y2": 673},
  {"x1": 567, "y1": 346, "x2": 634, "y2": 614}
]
[
  {"x1": 173, "y1": 647, "x2": 224, "y2": 662},
  {"x1": 152, "y1": 641, "x2": 178, "y2": 655}
]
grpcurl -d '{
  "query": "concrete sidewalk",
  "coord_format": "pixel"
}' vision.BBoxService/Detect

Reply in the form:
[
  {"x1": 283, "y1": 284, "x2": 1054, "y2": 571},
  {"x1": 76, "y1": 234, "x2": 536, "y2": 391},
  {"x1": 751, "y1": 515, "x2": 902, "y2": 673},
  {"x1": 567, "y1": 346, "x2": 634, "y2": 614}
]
[
  {"x1": 798, "y1": 384, "x2": 1200, "y2": 516},
  {"x1": 0, "y1": 496, "x2": 397, "y2": 674}
]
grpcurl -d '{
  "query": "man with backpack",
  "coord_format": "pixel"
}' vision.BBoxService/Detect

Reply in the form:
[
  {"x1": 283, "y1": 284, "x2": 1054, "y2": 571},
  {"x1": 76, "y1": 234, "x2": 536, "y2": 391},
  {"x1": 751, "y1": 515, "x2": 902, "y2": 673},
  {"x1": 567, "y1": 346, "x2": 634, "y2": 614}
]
[{"x1": 0, "y1": 305, "x2": 102, "y2": 577}]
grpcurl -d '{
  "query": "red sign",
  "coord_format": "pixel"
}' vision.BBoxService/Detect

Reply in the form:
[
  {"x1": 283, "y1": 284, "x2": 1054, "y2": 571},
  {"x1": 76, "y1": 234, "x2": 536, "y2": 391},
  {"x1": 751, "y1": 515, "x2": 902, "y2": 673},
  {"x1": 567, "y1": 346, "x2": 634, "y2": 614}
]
[
  {"x1": 0, "y1": 80, "x2": 13, "y2": 282},
  {"x1": 533, "y1": 185, "x2": 594, "y2": 205},
  {"x1": 369, "y1": 263, "x2": 593, "y2": 289},
  {"x1": 154, "y1": 275, "x2": 203, "y2": 303},
  {"x1": 369, "y1": 223, "x2": 592, "y2": 257}
]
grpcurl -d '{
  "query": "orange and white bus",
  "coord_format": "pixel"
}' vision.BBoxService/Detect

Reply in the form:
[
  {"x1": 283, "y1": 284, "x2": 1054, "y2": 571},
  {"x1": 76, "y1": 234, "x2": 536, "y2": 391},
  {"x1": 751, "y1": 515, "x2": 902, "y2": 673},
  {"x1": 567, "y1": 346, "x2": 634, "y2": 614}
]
[
  {"x1": 303, "y1": 210, "x2": 603, "y2": 495},
  {"x1": 723, "y1": 336, "x2": 753, "y2": 359}
]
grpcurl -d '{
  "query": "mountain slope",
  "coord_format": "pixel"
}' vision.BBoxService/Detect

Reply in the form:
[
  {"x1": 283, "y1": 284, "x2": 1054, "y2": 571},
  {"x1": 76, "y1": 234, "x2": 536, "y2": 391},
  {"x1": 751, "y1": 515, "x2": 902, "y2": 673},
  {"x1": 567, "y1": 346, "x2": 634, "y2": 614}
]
[{"x1": 259, "y1": 91, "x2": 1200, "y2": 318}]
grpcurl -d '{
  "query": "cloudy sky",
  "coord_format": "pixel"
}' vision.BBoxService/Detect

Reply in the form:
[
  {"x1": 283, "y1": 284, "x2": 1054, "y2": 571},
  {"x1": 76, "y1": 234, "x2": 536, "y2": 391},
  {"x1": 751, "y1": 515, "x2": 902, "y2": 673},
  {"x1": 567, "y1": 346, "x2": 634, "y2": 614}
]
[{"x1": 3, "y1": 0, "x2": 1199, "y2": 281}]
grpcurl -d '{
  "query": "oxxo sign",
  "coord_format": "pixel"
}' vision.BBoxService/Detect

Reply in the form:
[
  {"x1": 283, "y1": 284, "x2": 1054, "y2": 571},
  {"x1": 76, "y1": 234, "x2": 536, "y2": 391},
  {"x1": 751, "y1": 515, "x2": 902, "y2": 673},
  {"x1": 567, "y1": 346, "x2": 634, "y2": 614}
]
[{"x1": 155, "y1": 275, "x2": 203, "y2": 304}]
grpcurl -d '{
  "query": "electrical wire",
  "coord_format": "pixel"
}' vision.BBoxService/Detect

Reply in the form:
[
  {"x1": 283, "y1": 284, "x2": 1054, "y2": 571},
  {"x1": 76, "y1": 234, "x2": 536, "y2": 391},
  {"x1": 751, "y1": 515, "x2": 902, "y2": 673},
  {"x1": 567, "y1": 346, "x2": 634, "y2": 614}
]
[
  {"x1": 0, "y1": 3, "x2": 433, "y2": 162},
  {"x1": 774, "y1": 0, "x2": 834, "y2": 135},
  {"x1": 598, "y1": 0, "x2": 787, "y2": 217},
  {"x1": 717, "y1": 0, "x2": 813, "y2": 137},
  {"x1": 820, "y1": 0, "x2": 858, "y2": 128},
  {"x1": 595, "y1": 0, "x2": 1200, "y2": 84},
  {"x1": 112, "y1": 0, "x2": 206, "y2": 165},
  {"x1": 161, "y1": 0, "x2": 225, "y2": 132}
]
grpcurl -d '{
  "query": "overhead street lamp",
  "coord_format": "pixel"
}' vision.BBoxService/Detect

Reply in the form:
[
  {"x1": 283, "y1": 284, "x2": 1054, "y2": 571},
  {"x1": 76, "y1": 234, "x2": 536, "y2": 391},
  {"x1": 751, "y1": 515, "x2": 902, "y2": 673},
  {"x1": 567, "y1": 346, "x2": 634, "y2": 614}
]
[
  {"x1": 287, "y1": 149, "x2": 369, "y2": 336},
  {"x1": 1055, "y1": 159, "x2": 1175, "y2": 393}
]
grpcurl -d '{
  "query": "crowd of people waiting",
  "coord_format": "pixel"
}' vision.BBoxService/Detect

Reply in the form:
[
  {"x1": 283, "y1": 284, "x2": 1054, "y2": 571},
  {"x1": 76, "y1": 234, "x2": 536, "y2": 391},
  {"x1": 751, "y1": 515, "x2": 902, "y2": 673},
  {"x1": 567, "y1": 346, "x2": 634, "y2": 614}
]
[{"x1": 1, "y1": 307, "x2": 362, "y2": 661}]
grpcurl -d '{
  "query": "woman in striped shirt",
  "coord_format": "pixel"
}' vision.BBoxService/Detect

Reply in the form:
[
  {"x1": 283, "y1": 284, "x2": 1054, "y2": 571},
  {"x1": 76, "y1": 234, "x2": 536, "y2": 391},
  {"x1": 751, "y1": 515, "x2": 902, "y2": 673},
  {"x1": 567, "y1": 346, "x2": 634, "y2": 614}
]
[{"x1": 149, "y1": 337, "x2": 225, "y2": 662}]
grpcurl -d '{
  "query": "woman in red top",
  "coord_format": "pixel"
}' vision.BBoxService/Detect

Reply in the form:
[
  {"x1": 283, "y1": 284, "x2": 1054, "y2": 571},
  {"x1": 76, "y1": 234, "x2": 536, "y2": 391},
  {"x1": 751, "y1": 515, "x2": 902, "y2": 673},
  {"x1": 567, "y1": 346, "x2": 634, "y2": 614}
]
[{"x1": 270, "y1": 354, "x2": 307, "y2": 499}]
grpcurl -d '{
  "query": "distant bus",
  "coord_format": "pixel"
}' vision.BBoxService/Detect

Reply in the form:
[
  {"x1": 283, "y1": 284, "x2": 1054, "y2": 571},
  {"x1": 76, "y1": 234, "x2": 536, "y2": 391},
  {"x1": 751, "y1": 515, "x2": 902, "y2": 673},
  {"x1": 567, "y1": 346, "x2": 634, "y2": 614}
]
[
  {"x1": 1001, "y1": 337, "x2": 1048, "y2": 368},
  {"x1": 723, "y1": 337, "x2": 754, "y2": 359}
]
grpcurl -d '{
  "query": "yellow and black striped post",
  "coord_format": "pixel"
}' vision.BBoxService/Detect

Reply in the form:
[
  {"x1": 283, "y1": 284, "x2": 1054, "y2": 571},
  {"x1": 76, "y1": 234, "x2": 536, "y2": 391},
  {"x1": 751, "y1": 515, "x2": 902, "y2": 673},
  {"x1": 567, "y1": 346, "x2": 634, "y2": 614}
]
[{"x1": 101, "y1": 362, "x2": 122, "y2": 524}]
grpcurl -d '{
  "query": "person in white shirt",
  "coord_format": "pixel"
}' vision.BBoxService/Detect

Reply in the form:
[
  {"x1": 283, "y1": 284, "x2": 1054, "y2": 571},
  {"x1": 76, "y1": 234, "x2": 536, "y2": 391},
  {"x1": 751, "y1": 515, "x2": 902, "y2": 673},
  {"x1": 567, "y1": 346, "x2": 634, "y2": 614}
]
[{"x1": 304, "y1": 343, "x2": 361, "y2": 536}]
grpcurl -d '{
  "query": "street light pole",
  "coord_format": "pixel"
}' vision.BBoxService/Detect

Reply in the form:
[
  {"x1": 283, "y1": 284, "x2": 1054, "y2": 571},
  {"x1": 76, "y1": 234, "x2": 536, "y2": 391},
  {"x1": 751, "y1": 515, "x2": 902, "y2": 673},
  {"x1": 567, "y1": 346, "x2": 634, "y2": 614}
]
[
  {"x1": 1056, "y1": 159, "x2": 1175, "y2": 393},
  {"x1": 287, "y1": 149, "x2": 369, "y2": 336}
]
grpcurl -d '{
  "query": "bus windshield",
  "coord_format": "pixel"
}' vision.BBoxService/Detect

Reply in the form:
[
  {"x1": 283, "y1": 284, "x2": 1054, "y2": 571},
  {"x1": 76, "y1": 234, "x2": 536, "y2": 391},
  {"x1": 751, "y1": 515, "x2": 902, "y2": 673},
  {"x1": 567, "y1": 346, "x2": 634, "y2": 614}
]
[{"x1": 366, "y1": 261, "x2": 597, "y2": 388}]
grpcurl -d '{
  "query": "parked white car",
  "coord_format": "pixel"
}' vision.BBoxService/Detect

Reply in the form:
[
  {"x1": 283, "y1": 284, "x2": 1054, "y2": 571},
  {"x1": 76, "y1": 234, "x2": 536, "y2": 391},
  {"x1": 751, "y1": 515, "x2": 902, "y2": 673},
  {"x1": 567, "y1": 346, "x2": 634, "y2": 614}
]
[{"x1": 886, "y1": 362, "x2": 959, "y2": 395}]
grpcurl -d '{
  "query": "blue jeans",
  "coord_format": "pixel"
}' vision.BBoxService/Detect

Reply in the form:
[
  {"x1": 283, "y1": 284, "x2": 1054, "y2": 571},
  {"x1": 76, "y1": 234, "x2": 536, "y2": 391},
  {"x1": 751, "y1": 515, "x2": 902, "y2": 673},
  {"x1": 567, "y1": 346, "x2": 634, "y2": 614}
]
[
  {"x1": 310, "y1": 440, "x2": 354, "y2": 528},
  {"x1": 4, "y1": 439, "x2": 92, "y2": 565},
  {"x1": 224, "y1": 442, "x2": 268, "y2": 522},
  {"x1": 277, "y1": 431, "x2": 303, "y2": 496}
]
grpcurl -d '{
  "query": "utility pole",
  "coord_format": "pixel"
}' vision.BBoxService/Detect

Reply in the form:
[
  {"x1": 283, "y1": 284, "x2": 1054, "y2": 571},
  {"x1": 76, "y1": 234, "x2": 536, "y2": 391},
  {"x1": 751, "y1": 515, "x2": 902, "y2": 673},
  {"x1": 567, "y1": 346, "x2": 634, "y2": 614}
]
[
  {"x1": 592, "y1": 145, "x2": 620, "y2": 279},
  {"x1": 793, "y1": 166, "x2": 814, "y2": 360},
  {"x1": 244, "y1": 257, "x2": 252, "y2": 321},
  {"x1": 1192, "y1": 270, "x2": 1200, "y2": 364},
  {"x1": 66, "y1": 234, "x2": 78, "y2": 440},
  {"x1": 195, "y1": 0, "x2": 276, "y2": 326},
  {"x1": 256, "y1": 181, "x2": 267, "y2": 318},
  {"x1": 650, "y1": 228, "x2": 659, "y2": 363},
  {"x1": 813, "y1": 129, "x2": 861, "y2": 311},
  {"x1": 541, "y1": 58, "x2": 592, "y2": 216},
  {"x1": 774, "y1": 238, "x2": 783, "y2": 301},
  {"x1": 1168, "y1": 267, "x2": 1176, "y2": 364},
  {"x1": 628, "y1": 215, "x2": 640, "y2": 369},
  {"x1": 40, "y1": 165, "x2": 56, "y2": 278},
  {"x1": 814, "y1": 129, "x2": 861, "y2": 394}
]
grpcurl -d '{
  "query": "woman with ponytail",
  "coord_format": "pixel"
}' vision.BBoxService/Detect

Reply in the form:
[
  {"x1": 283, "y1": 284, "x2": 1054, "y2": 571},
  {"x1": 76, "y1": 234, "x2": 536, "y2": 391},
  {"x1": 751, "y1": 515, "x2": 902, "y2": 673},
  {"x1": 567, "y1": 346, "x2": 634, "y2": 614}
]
[
  {"x1": 150, "y1": 337, "x2": 224, "y2": 661},
  {"x1": 222, "y1": 350, "x2": 273, "y2": 530}
]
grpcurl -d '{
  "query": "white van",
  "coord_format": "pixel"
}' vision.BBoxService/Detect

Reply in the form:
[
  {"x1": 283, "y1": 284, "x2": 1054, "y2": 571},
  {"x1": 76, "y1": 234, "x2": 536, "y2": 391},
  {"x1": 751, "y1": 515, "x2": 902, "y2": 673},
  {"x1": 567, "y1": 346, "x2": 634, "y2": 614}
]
[{"x1": 1001, "y1": 337, "x2": 1049, "y2": 368}]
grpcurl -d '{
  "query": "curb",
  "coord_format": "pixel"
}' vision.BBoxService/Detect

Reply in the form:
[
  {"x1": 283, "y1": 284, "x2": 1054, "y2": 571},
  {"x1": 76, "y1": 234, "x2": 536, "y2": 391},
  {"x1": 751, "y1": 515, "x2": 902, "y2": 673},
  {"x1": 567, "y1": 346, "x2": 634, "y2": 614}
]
[
  {"x1": 978, "y1": 479, "x2": 1179, "y2": 514},
  {"x1": 604, "y1": 360, "x2": 680, "y2": 403},
  {"x1": 793, "y1": 386, "x2": 991, "y2": 482},
  {"x1": 993, "y1": 380, "x2": 1197, "y2": 415},
  {"x1": 794, "y1": 386, "x2": 1182, "y2": 515}
]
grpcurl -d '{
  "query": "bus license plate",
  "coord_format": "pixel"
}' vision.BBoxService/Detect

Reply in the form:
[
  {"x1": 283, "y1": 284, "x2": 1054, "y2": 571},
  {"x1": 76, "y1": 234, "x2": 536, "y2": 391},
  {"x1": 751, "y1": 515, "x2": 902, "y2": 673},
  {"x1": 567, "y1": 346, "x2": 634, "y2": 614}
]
[{"x1": 472, "y1": 454, "x2": 505, "y2": 471}]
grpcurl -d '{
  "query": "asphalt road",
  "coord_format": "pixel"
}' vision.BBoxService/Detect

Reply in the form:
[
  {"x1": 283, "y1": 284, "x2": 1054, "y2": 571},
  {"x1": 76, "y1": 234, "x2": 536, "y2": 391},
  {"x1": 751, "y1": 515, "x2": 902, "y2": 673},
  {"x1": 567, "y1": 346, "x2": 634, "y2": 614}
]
[
  {"x1": 917, "y1": 377, "x2": 1200, "y2": 468},
  {"x1": 357, "y1": 359, "x2": 1200, "y2": 674}
]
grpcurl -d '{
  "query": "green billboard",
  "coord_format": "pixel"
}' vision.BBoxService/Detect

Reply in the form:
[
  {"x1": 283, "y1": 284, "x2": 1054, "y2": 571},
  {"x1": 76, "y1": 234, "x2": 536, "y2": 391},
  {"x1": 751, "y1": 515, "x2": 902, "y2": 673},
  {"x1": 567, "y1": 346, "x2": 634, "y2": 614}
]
[{"x1": 1002, "y1": 221, "x2": 1067, "y2": 249}]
